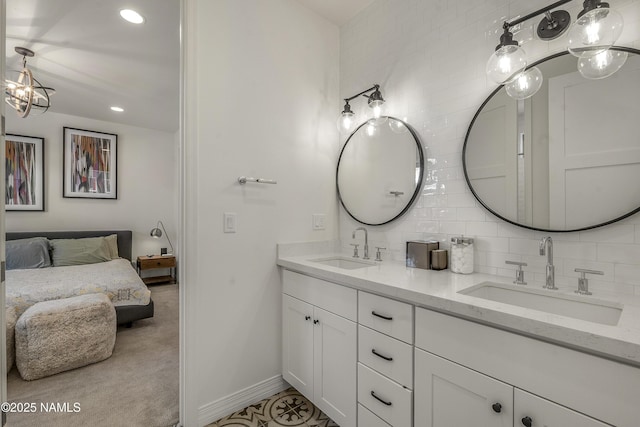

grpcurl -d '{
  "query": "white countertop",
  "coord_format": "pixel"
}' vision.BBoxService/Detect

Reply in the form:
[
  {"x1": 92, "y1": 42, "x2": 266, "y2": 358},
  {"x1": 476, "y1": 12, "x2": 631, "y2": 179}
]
[{"x1": 277, "y1": 244, "x2": 640, "y2": 367}]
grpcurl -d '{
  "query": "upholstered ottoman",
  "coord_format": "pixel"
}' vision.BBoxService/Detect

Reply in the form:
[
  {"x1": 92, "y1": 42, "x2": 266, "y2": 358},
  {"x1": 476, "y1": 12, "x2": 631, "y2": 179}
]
[
  {"x1": 15, "y1": 294, "x2": 116, "y2": 381},
  {"x1": 6, "y1": 306, "x2": 17, "y2": 371}
]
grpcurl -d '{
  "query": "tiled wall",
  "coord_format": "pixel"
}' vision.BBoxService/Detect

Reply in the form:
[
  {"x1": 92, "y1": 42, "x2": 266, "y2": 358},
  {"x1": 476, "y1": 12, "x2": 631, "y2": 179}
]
[{"x1": 339, "y1": 0, "x2": 640, "y2": 296}]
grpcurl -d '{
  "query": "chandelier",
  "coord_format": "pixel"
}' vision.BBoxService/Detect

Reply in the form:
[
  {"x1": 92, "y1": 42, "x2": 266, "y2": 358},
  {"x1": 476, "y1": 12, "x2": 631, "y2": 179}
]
[{"x1": 4, "y1": 47, "x2": 55, "y2": 118}]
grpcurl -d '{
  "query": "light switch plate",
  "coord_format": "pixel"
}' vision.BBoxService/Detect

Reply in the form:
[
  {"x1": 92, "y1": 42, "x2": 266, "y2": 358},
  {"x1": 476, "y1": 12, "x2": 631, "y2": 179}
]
[
  {"x1": 223, "y1": 212, "x2": 237, "y2": 233},
  {"x1": 312, "y1": 214, "x2": 326, "y2": 230}
]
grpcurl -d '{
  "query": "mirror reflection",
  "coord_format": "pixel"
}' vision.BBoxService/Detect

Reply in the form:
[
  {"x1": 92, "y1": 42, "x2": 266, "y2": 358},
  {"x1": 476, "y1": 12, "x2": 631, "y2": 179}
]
[
  {"x1": 464, "y1": 47, "x2": 640, "y2": 231},
  {"x1": 337, "y1": 117, "x2": 424, "y2": 225}
]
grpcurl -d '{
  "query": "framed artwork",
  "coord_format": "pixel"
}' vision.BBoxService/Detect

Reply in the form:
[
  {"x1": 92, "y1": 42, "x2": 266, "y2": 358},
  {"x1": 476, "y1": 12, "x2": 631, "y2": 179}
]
[
  {"x1": 5, "y1": 134, "x2": 45, "y2": 211},
  {"x1": 63, "y1": 127, "x2": 117, "y2": 199}
]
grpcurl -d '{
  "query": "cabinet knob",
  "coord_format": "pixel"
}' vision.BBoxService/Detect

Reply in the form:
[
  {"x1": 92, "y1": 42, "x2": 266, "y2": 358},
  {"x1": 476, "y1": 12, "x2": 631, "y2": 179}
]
[
  {"x1": 305, "y1": 316, "x2": 311, "y2": 321},
  {"x1": 313, "y1": 319, "x2": 319, "y2": 325},
  {"x1": 521, "y1": 416, "x2": 532, "y2": 427},
  {"x1": 491, "y1": 403, "x2": 502, "y2": 413}
]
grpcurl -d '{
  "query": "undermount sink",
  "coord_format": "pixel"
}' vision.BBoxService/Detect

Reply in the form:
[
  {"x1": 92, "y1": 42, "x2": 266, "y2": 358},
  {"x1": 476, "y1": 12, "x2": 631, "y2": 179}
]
[
  {"x1": 310, "y1": 256, "x2": 375, "y2": 270},
  {"x1": 459, "y1": 282, "x2": 623, "y2": 326}
]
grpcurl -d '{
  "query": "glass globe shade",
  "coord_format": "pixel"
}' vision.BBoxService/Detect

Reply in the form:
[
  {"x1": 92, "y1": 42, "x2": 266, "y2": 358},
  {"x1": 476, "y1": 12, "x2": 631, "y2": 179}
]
[
  {"x1": 389, "y1": 118, "x2": 408, "y2": 134},
  {"x1": 369, "y1": 99, "x2": 384, "y2": 119},
  {"x1": 337, "y1": 111, "x2": 355, "y2": 134},
  {"x1": 567, "y1": 7, "x2": 624, "y2": 58},
  {"x1": 486, "y1": 45, "x2": 527, "y2": 84},
  {"x1": 365, "y1": 120, "x2": 377, "y2": 137},
  {"x1": 505, "y1": 67, "x2": 544, "y2": 100},
  {"x1": 578, "y1": 49, "x2": 628, "y2": 79}
]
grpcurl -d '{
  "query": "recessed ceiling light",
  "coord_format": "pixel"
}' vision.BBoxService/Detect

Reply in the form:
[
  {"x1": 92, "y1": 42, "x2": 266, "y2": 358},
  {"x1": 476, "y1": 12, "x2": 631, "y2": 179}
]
[
  {"x1": 110, "y1": 106, "x2": 124, "y2": 112},
  {"x1": 120, "y1": 9, "x2": 145, "y2": 24}
]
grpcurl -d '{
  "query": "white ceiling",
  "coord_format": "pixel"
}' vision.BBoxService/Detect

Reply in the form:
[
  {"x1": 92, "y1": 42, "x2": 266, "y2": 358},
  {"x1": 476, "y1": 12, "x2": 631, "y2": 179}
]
[
  {"x1": 5, "y1": 0, "x2": 180, "y2": 133},
  {"x1": 4, "y1": 0, "x2": 372, "y2": 133},
  {"x1": 296, "y1": 0, "x2": 376, "y2": 27}
]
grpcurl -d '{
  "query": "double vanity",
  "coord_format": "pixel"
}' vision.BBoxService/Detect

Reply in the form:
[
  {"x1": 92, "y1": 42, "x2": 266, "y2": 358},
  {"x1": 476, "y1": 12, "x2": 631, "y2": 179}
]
[{"x1": 278, "y1": 241, "x2": 640, "y2": 427}]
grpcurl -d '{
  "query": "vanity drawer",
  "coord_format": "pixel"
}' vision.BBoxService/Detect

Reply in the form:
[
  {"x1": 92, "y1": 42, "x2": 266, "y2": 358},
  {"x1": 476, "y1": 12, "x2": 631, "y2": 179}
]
[
  {"x1": 358, "y1": 363, "x2": 412, "y2": 427},
  {"x1": 358, "y1": 403, "x2": 391, "y2": 427},
  {"x1": 359, "y1": 291, "x2": 413, "y2": 344},
  {"x1": 283, "y1": 270, "x2": 357, "y2": 321},
  {"x1": 358, "y1": 325, "x2": 413, "y2": 388}
]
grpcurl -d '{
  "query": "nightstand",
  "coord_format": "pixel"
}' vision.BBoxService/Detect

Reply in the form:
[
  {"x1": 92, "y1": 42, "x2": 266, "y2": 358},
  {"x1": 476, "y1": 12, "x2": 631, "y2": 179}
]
[{"x1": 136, "y1": 255, "x2": 177, "y2": 285}]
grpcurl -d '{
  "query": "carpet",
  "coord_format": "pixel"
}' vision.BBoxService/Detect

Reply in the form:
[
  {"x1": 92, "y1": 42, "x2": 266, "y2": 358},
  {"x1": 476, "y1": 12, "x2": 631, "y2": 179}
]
[{"x1": 6, "y1": 283, "x2": 179, "y2": 427}]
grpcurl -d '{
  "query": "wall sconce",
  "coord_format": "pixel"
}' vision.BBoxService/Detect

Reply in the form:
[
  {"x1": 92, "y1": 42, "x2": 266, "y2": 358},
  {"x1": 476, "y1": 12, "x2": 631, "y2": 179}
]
[
  {"x1": 4, "y1": 47, "x2": 55, "y2": 118},
  {"x1": 567, "y1": 0, "x2": 624, "y2": 58},
  {"x1": 337, "y1": 84, "x2": 385, "y2": 134},
  {"x1": 150, "y1": 221, "x2": 174, "y2": 256},
  {"x1": 486, "y1": 0, "x2": 625, "y2": 99}
]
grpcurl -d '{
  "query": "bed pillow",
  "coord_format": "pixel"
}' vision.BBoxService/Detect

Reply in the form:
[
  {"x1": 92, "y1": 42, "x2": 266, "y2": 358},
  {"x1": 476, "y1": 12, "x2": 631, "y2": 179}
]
[
  {"x1": 6, "y1": 237, "x2": 52, "y2": 270},
  {"x1": 50, "y1": 237, "x2": 112, "y2": 267},
  {"x1": 104, "y1": 234, "x2": 119, "y2": 259}
]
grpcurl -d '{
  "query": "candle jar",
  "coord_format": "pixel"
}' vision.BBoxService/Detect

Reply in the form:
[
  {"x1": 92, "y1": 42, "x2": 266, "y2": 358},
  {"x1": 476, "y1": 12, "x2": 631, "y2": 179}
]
[{"x1": 450, "y1": 236, "x2": 474, "y2": 274}]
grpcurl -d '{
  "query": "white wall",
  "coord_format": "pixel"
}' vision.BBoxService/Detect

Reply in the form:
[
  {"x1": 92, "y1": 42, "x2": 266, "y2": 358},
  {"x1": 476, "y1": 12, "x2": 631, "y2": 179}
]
[
  {"x1": 339, "y1": 0, "x2": 640, "y2": 296},
  {"x1": 182, "y1": 0, "x2": 339, "y2": 424},
  {"x1": 4, "y1": 111, "x2": 178, "y2": 259}
]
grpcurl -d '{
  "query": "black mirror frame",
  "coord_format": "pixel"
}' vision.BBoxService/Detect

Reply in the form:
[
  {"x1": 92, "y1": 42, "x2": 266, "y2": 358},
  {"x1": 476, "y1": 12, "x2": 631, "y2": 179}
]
[
  {"x1": 462, "y1": 46, "x2": 640, "y2": 233},
  {"x1": 337, "y1": 116, "x2": 425, "y2": 226}
]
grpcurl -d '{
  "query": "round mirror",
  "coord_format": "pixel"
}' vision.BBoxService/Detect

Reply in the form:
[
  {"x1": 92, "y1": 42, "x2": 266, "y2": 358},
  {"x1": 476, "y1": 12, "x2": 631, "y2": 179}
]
[
  {"x1": 337, "y1": 117, "x2": 424, "y2": 225},
  {"x1": 463, "y1": 47, "x2": 640, "y2": 232}
]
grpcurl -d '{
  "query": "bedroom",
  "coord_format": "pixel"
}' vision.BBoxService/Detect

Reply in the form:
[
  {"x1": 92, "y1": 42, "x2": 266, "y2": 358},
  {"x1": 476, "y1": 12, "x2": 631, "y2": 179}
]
[{"x1": 2, "y1": 0, "x2": 180, "y2": 426}]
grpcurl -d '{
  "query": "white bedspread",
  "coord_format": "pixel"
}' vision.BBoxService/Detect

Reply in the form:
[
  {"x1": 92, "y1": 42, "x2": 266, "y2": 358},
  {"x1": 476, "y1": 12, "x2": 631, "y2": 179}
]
[{"x1": 6, "y1": 259, "x2": 151, "y2": 317}]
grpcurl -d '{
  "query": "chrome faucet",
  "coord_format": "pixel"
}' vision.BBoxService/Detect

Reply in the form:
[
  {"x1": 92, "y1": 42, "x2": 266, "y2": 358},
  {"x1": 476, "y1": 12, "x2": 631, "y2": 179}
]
[
  {"x1": 539, "y1": 237, "x2": 558, "y2": 290},
  {"x1": 353, "y1": 227, "x2": 369, "y2": 260}
]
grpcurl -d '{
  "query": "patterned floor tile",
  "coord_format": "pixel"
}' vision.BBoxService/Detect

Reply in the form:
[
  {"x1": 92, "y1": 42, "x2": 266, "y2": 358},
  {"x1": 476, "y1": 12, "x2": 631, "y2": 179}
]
[{"x1": 208, "y1": 388, "x2": 338, "y2": 427}]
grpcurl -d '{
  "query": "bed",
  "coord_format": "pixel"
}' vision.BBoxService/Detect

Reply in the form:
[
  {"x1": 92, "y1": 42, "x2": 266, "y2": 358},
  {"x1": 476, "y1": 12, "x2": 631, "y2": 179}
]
[{"x1": 6, "y1": 230, "x2": 154, "y2": 326}]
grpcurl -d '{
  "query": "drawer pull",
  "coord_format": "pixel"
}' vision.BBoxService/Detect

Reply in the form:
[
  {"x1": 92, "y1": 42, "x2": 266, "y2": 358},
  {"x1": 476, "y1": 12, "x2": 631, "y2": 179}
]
[
  {"x1": 371, "y1": 311, "x2": 393, "y2": 321},
  {"x1": 521, "y1": 416, "x2": 532, "y2": 427},
  {"x1": 371, "y1": 349, "x2": 393, "y2": 361},
  {"x1": 370, "y1": 390, "x2": 392, "y2": 406}
]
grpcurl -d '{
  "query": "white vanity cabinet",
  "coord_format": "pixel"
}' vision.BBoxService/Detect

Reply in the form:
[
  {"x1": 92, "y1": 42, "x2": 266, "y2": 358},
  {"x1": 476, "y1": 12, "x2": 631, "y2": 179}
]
[
  {"x1": 414, "y1": 307, "x2": 638, "y2": 427},
  {"x1": 282, "y1": 270, "x2": 357, "y2": 427},
  {"x1": 415, "y1": 349, "x2": 608, "y2": 427},
  {"x1": 357, "y1": 291, "x2": 414, "y2": 427}
]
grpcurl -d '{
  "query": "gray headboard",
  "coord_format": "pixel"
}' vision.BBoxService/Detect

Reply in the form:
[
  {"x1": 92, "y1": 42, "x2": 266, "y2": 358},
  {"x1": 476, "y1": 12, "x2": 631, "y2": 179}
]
[{"x1": 6, "y1": 230, "x2": 133, "y2": 261}]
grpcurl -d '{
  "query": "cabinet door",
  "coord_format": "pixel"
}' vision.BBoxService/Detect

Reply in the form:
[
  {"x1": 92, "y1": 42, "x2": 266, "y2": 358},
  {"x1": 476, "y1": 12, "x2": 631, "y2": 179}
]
[
  {"x1": 514, "y1": 389, "x2": 610, "y2": 427},
  {"x1": 282, "y1": 294, "x2": 314, "y2": 400},
  {"x1": 415, "y1": 348, "x2": 512, "y2": 427},
  {"x1": 314, "y1": 307, "x2": 357, "y2": 427}
]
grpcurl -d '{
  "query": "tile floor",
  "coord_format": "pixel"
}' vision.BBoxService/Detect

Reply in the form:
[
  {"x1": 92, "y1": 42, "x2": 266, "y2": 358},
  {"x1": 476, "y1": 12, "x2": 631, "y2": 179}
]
[{"x1": 207, "y1": 387, "x2": 339, "y2": 427}]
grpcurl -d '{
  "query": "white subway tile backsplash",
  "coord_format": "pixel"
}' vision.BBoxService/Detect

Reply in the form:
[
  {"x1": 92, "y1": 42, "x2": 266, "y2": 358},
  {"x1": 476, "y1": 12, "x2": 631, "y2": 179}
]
[
  {"x1": 520, "y1": 255, "x2": 548, "y2": 274},
  {"x1": 579, "y1": 224, "x2": 635, "y2": 244},
  {"x1": 432, "y1": 208, "x2": 457, "y2": 220},
  {"x1": 486, "y1": 252, "x2": 520, "y2": 269},
  {"x1": 508, "y1": 238, "x2": 540, "y2": 256},
  {"x1": 553, "y1": 241, "x2": 597, "y2": 261},
  {"x1": 447, "y1": 192, "x2": 478, "y2": 208},
  {"x1": 465, "y1": 221, "x2": 498, "y2": 237},
  {"x1": 497, "y1": 223, "x2": 535, "y2": 239},
  {"x1": 474, "y1": 236, "x2": 509, "y2": 253},
  {"x1": 614, "y1": 264, "x2": 640, "y2": 286},
  {"x1": 439, "y1": 221, "x2": 466, "y2": 235},
  {"x1": 339, "y1": 0, "x2": 640, "y2": 296},
  {"x1": 597, "y1": 244, "x2": 640, "y2": 264},
  {"x1": 457, "y1": 207, "x2": 487, "y2": 222}
]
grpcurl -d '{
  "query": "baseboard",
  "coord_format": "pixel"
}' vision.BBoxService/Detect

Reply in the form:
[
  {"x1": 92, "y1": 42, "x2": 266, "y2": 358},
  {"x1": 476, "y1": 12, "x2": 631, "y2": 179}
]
[{"x1": 197, "y1": 374, "x2": 289, "y2": 426}]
